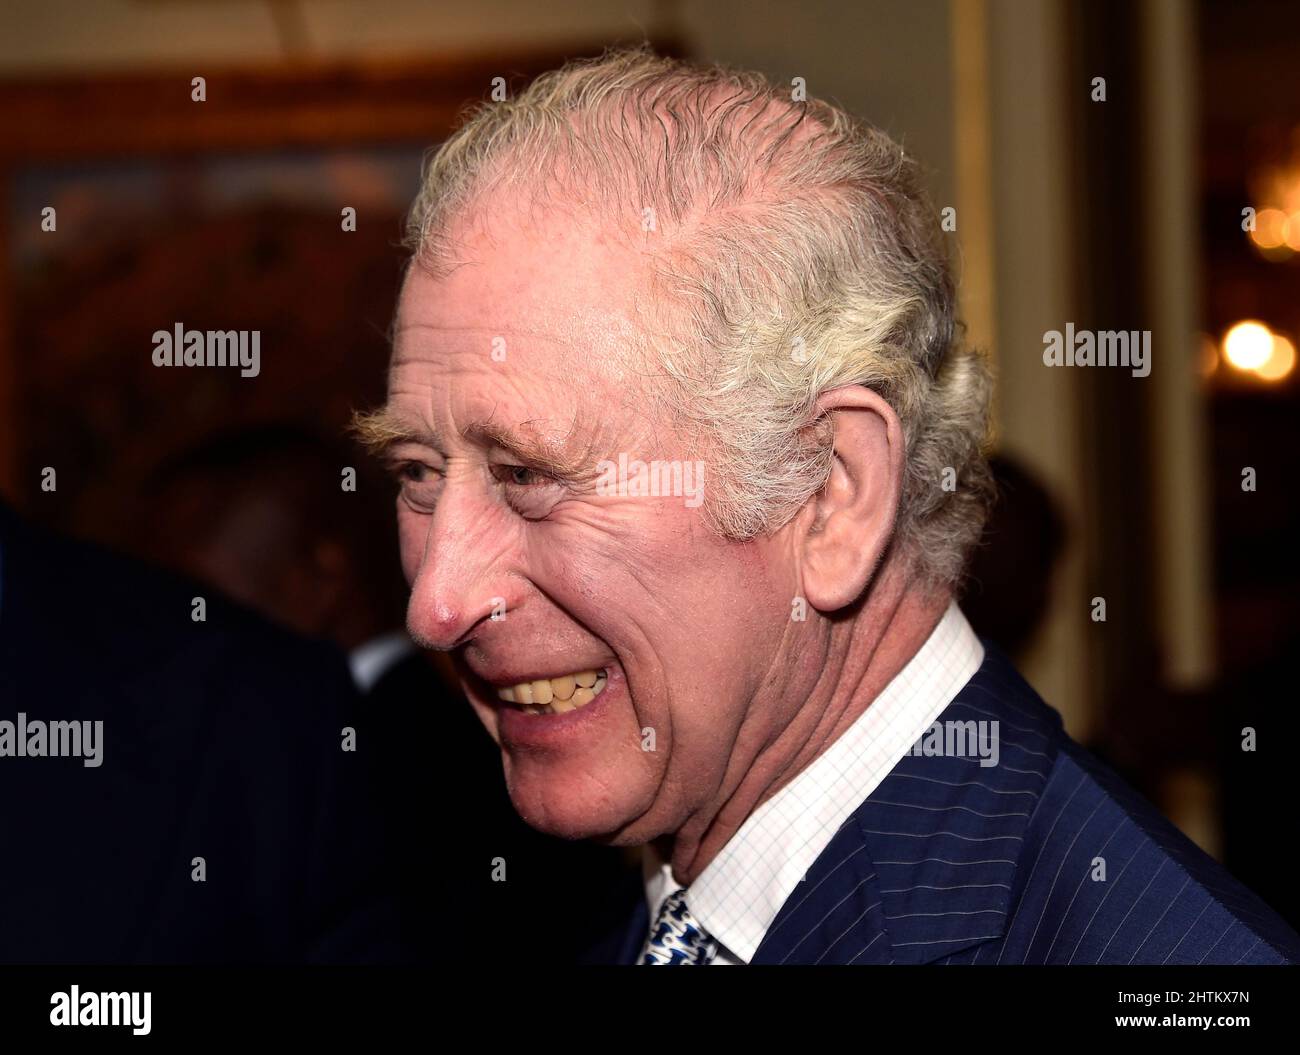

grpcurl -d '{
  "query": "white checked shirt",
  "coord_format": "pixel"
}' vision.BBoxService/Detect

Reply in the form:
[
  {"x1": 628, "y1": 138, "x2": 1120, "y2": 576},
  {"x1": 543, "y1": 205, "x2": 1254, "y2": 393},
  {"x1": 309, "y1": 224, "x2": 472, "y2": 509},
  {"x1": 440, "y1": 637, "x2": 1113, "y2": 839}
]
[{"x1": 642, "y1": 601, "x2": 985, "y2": 964}]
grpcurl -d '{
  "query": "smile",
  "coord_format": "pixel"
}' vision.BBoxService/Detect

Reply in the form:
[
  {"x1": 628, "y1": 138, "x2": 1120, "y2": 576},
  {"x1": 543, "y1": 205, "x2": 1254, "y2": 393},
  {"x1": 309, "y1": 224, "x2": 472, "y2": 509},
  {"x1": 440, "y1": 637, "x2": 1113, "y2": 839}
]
[{"x1": 495, "y1": 669, "x2": 608, "y2": 715}]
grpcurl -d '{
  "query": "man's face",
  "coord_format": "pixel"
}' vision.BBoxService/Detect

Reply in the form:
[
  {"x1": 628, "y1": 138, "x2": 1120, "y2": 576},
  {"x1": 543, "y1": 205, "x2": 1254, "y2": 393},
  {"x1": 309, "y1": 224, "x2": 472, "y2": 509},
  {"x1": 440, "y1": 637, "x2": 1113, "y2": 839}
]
[{"x1": 384, "y1": 204, "x2": 801, "y2": 844}]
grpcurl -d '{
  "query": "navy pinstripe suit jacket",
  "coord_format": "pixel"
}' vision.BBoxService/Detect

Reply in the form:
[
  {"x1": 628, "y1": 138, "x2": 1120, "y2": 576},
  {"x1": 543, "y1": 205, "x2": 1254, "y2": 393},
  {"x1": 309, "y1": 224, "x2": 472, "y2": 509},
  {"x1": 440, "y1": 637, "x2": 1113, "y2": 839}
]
[{"x1": 586, "y1": 645, "x2": 1300, "y2": 965}]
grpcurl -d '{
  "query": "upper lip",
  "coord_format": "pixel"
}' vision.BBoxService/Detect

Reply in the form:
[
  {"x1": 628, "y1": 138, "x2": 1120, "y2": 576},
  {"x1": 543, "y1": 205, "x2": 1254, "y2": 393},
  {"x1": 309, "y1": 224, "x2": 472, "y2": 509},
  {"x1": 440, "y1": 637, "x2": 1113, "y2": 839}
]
[{"x1": 464, "y1": 662, "x2": 610, "y2": 689}]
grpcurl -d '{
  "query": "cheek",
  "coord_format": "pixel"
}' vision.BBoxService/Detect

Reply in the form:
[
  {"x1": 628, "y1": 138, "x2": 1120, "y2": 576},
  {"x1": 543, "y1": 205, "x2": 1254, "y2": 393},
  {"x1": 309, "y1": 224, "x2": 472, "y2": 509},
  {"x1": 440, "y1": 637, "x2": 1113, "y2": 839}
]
[{"x1": 540, "y1": 508, "x2": 774, "y2": 681}]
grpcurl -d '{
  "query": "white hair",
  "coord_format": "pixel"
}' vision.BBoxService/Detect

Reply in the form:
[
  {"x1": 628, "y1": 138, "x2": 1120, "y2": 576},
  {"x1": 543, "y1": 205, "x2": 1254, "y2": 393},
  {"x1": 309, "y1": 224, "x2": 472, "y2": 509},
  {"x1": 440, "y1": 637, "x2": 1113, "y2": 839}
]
[{"x1": 405, "y1": 47, "x2": 993, "y2": 588}]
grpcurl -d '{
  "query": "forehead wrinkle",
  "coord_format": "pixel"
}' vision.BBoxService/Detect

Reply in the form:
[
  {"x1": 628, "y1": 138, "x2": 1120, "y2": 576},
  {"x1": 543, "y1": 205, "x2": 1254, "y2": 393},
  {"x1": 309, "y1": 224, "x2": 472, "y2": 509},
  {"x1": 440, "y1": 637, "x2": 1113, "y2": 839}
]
[
  {"x1": 394, "y1": 321, "x2": 572, "y2": 340},
  {"x1": 389, "y1": 321, "x2": 579, "y2": 367}
]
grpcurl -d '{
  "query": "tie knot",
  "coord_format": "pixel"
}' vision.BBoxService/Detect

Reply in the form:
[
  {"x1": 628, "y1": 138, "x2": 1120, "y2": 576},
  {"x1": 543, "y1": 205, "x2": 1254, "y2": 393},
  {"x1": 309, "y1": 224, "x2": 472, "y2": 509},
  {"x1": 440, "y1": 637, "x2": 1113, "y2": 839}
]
[{"x1": 640, "y1": 888, "x2": 719, "y2": 965}]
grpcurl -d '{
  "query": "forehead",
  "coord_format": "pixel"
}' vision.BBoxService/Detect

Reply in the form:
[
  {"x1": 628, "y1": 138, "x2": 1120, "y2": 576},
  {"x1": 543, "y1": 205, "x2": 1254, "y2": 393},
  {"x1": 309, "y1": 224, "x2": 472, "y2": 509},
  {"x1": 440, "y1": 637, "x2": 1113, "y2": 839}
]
[
  {"x1": 395, "y1": 201, "x2": 651, "y2": 374},
  {"x1": 388, "y1": 201, "x2": 674, "y2": 456}
]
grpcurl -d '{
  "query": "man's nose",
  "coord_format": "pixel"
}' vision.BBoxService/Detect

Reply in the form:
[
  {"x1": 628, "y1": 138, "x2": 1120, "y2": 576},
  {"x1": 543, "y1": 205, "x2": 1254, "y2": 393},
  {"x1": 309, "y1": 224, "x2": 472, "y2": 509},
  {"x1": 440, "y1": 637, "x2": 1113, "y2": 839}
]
[{"x1": 405, "y1": 492, "x2": 513, "y2": 651}]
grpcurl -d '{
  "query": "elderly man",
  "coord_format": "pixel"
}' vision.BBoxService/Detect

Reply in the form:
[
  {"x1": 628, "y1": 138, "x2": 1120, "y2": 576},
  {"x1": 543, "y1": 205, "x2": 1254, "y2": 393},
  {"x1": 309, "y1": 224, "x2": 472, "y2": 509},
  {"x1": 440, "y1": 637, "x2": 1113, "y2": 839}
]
[{"x1": 358, "y1": 49, "x2": 1299, "y2": 965}]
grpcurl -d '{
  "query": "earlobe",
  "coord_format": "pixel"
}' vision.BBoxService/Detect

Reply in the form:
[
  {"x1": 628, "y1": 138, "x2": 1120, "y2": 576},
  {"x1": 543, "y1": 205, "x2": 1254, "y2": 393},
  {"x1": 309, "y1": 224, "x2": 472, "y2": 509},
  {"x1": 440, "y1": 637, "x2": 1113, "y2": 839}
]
[{"x1": 797, "y1": 386, "x2": 905, "y2": 613}]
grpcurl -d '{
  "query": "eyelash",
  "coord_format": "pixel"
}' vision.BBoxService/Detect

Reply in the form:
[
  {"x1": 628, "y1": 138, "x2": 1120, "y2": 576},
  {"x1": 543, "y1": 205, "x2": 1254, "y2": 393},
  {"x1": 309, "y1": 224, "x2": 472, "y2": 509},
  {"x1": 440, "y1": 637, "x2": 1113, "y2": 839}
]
[
  {"x1": 397, "y1": 461, "x2": 434, "y2": 483},
  {"x1": 489, "y1": 464, "x2": 553, "y2": 488},
  {"x1": 391, "y1": 459, "x2": 558, "y2": 519},
  {"x1": 391, "y1": 461, "x2": 549, "y2": 484}
]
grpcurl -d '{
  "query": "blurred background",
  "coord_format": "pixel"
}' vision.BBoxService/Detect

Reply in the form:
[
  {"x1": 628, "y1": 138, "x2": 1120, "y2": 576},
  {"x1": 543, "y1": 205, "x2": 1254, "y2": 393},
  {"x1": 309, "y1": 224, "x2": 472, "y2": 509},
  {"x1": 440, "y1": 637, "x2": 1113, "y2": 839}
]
[{"x1": 0, "y1": 0, "x2": 1296, "y2": 924}]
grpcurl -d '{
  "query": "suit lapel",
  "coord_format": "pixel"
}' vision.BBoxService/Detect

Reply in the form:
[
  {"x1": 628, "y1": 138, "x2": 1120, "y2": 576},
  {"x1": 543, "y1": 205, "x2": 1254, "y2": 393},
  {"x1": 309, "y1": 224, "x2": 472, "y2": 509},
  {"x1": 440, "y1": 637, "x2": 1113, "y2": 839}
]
[
  {"x1": 752, "y1": 816, "x2": 892, "y2": 964},
  {"x1": 755, "y1": 645, "x2": 1062, "y2": 965}
]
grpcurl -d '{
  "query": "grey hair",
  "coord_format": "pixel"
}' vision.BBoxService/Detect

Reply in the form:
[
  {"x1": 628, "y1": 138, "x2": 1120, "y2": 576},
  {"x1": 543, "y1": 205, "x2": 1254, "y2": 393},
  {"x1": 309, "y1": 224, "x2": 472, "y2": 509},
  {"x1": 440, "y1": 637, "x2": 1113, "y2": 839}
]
[{"x1": 405, "y1": 46, "x2": 993, "y2": 589}]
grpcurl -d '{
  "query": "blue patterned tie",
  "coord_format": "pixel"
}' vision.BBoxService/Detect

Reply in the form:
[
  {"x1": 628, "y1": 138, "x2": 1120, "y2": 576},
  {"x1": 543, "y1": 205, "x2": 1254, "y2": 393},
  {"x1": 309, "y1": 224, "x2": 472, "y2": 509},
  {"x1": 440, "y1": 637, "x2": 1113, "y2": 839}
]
[{"x1": 639, "y1": 888, "x2": 719, "y2": 965}]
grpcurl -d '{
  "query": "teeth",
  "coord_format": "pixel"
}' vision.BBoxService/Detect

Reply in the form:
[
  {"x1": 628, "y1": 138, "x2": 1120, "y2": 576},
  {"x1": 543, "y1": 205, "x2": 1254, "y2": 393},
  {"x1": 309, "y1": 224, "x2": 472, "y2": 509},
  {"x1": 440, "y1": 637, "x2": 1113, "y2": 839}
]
[{"x1": 498, "y1": 669, "x2": 607, "y2": 715}]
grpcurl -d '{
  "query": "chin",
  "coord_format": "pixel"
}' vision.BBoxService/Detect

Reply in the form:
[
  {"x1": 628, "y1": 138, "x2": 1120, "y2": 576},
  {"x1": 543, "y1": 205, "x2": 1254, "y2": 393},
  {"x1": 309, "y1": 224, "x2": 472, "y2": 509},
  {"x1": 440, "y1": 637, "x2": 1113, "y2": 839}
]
[{"x1": 503, "y1": 755, "x2": 653, "y2": 842}]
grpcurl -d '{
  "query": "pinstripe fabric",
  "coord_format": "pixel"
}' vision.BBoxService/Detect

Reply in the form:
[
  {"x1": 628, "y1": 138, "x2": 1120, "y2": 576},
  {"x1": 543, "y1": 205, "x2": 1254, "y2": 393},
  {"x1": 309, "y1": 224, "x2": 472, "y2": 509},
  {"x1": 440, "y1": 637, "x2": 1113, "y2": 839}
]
[
  {"x1": 643, "y1": 602, "x2": 984, "y2": 964},
  {"x1": 585, "y1": 643, "x2": 1300, "y2": 965}
]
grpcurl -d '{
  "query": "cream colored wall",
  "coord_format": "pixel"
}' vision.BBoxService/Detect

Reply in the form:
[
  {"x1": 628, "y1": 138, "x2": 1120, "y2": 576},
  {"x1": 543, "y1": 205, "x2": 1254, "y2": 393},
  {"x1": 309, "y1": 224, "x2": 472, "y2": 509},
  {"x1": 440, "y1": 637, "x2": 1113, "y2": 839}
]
[
  {"x1": 1140, "y1": 0, "x2": 1215, "y2": 691},
  {"x1": 979, "y1": 0, "x2": 1091, "y2": 737}
]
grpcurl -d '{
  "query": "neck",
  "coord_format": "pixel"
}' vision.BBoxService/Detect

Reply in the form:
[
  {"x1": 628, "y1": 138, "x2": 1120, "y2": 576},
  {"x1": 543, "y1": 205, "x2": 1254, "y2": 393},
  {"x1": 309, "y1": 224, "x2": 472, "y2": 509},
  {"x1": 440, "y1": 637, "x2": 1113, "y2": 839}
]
[{"x1": 665, "y1": 557, "x2": 950, "y2": 886}]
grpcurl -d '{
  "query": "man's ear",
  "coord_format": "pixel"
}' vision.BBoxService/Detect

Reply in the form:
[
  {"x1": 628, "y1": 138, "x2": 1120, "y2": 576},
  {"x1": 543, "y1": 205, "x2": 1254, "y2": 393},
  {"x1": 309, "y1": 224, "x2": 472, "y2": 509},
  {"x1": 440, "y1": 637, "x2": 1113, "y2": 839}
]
[{"x1": 795, "y1": 384, "x2": 905, "y2": 613}]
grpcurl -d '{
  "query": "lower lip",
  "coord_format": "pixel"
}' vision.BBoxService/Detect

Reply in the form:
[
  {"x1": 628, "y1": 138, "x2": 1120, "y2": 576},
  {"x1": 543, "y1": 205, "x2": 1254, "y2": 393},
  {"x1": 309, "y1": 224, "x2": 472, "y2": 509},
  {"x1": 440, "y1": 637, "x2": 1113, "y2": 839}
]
[{"x1": 493, "y1": 668, "x2": 622, "y2": 748}]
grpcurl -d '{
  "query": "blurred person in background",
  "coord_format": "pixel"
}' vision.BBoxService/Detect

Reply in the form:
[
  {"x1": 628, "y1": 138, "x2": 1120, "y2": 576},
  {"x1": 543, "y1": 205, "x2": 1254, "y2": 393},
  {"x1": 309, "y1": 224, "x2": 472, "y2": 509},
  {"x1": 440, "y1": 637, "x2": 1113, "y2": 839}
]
[
  {"x1": 0, "y1": 494, "x2": 398, "y2": 963},
  {"x1": 961, "y1": 454, "x2": 1067, "y2": 666}
]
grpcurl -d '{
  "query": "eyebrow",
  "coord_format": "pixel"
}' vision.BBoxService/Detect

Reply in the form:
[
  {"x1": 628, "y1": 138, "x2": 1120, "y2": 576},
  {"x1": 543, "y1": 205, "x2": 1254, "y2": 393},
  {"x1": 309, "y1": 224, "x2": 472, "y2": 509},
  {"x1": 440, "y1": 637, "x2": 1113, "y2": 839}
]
[
  {"x1": 351, "y1": 406, "x2": 436, "y2": 454},
  {"x1": 352, "y1": 406, "x2": 599, "y2": 481},
  {"x1": 461, "y1": 419, "x2": 597, "y2": 479}
]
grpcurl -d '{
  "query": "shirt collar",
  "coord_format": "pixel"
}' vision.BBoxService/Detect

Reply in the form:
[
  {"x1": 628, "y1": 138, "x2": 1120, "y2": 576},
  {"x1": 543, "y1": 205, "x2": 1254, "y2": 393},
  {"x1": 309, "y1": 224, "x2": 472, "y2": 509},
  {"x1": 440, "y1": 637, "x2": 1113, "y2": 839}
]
[
  {"x1": 642, "y1": 601, "x2": 985, "y2": 962},
  {"x1": 348, "y1": 630, "x2": 416, "y2": 693}
]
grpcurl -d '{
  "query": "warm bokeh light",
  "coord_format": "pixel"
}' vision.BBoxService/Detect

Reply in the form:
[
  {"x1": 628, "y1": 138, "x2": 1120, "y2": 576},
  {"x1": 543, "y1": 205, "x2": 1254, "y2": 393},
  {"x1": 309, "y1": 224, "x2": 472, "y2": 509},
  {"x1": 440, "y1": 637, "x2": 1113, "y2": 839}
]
[
  {"x1": 1256, "y1": 334, "x2": 1297, "y2": 382},
  {"x1": 1218, "y1": 322, "x2": 1298, "y2": 384},
  {"x1": 1251, "y1": 207, "x2": 1288, "y2": 250},
  {"x1": 1285, "y1": 212, "x2": 1300, "y2": 252},
  {"x1": 1222, "y1": 320, "x2": 1275, "y2": 370}
]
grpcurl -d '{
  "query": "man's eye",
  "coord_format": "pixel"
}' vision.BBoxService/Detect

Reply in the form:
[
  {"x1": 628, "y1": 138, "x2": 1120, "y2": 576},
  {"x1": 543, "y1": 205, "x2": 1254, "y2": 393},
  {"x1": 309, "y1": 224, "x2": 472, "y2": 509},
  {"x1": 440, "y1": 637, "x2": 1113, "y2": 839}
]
[
  {"x1": 391, "y1": 460, "x2": 443, "y2": 512},
  {"x1": 489, "y1": 463, "x2": 564, "y2": 519},
  {"x1": 398, "y1": 461, "x2": 433, "y2": 483},
  {"x1": 491, "y1": 464, "x2": 550, "y2": 487}
]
